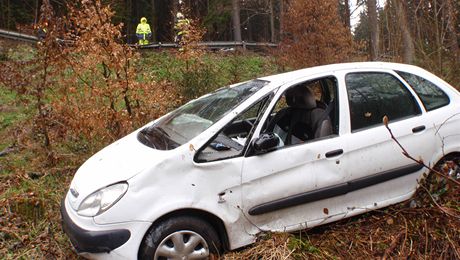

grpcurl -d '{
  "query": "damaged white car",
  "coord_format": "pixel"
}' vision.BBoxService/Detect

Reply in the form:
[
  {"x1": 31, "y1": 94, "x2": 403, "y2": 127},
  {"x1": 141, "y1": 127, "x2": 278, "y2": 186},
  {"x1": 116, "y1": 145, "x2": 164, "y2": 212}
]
[{"x1": 61, "y1": 62, "x2": 460, "y2": 259}]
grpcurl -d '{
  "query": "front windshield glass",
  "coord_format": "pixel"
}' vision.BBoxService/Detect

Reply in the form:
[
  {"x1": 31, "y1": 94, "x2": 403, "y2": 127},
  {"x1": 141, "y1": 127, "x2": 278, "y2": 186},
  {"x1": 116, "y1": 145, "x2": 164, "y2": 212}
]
[{"x1": 138, "y1": 80, "x2": 269, "y2": 150}]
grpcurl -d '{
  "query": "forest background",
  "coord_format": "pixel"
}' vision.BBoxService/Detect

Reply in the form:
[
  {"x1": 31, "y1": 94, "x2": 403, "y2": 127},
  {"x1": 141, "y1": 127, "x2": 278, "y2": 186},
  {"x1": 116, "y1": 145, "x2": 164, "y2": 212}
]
[
  {"x1": 0, "y1": 0, "x2": 459, "y2": 258},
  {"x1": 2, "y1": 0, "x2": 460, "y2": 78}
]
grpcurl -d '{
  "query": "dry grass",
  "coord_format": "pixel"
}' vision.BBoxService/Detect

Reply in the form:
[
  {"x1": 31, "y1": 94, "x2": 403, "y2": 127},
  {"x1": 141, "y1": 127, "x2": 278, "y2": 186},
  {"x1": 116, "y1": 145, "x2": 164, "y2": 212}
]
[
  {"x1": 224, "y1": 169, "x2": 460, "y2": 259},
  {"x1": 3, "y1": 123, "x2": 458, "y2": 259},
  {"x1": 224, "y1": 233, "x2": 295, "y2": 259}
]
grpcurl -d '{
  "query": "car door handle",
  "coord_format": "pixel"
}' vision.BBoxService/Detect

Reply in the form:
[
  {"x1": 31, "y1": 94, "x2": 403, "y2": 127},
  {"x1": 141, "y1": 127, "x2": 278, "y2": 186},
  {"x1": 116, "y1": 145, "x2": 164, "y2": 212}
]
[
  {"x1": 325, "y1": 149, "x2": 344, "y2": 158},
  {"x1": 412, "y1": 125, "x2": 426, "y2": 133}
]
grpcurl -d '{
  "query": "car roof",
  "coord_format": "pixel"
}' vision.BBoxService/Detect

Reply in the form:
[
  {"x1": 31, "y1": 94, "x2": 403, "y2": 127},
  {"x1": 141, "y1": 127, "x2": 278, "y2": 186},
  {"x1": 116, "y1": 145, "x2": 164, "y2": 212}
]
[{"x1": 258, "y1": 62, "x2": 430, "y2": 86}]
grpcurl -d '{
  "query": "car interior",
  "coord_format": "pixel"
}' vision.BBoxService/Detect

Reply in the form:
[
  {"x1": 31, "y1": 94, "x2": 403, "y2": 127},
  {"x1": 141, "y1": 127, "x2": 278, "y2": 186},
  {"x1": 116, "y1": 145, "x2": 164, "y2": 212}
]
[
  {"x1": 262, "y1": 76, "x2": 339, "y2": 146},
  {"x1": 195, "y1": 96, "x2": 271, "y2": 162},
  {"x1": 196, "y1": 76, "x2": 339, "y2": 162},
  {"x1": 346, "y1": 72, "x2": 421, "y2": 131}
]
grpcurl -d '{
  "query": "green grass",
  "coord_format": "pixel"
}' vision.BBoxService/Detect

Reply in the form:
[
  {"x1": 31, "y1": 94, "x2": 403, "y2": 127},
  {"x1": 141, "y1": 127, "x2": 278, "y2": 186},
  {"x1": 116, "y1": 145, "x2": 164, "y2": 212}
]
[
  {"x1": 288, "y1": 235, "x2": 321, "y2": 255},
  {"x1": 141, "y1": 51, "x2": 280, "y2": 99},
  {"x1": 2, "y1": 48, "x2": 460, "y2": 259},
  {"x1": 0, "y1": 88, "x2": 28, "y2": 130},
  {"x1": 5, "y1": 44, "x2": 37, "y2": 62},
  {"x1": 0, "y1": 49, "x2": 281, "y2": 258}
]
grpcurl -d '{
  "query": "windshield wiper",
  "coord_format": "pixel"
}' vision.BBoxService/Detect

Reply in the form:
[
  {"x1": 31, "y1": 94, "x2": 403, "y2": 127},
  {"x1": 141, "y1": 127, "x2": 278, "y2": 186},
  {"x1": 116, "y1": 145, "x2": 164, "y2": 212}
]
[
  {"x1": 138, "y1": 129, "x2": 157, "y2": 149},
  {"x1": 138, "y1": 125, "x2": 179, "y2": 150},
  {"x1": 152, "y1": 125, "x2": 170, "y2": 137}
]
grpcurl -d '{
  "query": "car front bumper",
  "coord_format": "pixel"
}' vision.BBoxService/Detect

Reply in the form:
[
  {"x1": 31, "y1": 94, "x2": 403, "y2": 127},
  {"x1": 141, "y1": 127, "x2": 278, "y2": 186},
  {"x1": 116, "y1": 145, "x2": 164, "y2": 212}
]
[
  {"x1": 60, "y1": 198, "x2": 151, "y2": 259},
  {"x1": 61, "y1": 200, "x2": 131, "y2": 253}
]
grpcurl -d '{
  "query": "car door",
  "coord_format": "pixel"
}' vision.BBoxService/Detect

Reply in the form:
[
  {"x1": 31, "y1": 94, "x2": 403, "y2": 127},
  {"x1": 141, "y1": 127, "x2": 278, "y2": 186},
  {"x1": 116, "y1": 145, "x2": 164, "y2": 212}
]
[
  {"x1": 339, "y1": 69, "x2": 436, "y2": 214},
  {"x1": 240, "y1": 75, "x2": 350, "y2": 232}
]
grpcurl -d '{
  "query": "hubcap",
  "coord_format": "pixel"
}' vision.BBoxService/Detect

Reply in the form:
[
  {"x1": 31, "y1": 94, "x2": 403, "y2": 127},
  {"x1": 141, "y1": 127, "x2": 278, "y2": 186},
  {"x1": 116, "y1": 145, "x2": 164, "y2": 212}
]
[{"x1": 154, "y1": 230, "x2": 210, "y2": 260}]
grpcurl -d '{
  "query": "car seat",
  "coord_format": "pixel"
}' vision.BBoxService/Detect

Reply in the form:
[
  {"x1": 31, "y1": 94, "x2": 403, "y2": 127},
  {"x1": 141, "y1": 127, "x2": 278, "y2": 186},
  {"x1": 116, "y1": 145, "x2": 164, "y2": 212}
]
[{"x1": 267, "y1": 85, "x2": 333, "y2": 145}]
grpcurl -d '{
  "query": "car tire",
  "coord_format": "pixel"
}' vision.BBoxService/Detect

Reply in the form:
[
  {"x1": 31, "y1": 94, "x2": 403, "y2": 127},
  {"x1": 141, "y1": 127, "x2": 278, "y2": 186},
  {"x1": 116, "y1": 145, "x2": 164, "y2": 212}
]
[{"x1": 138, "y1": 216, "x2": 221, "y2": 260}]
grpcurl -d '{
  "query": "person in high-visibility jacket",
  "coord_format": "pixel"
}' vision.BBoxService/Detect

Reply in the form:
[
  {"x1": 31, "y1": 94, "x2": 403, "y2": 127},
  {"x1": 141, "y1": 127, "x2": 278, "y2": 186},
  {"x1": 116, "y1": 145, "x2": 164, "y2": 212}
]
[
  {"x1": 35, "y1": 21, "x2": 48, "y2": 42},
  {"x1": 136, "y1": 17, "x2": 152, "y2": 45},
  {"x1": 174, "y1": 12, "x2": 190, "y2": 44}
]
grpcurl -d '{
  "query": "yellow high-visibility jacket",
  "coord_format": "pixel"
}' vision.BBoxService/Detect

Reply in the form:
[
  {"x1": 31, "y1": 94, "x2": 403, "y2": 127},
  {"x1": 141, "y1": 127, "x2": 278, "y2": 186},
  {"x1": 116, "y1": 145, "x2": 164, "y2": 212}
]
[
  {"x1": 175, "y1": 18, "x2": 190, "y2": 36},
  {"x1": 136, "y1": 18, "x2": 151, "y2": 35}
]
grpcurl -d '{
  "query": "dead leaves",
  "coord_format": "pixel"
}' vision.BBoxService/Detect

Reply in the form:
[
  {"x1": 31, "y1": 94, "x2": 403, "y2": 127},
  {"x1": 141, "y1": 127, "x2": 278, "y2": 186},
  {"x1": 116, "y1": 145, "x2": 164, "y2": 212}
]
[{"x1": 277, "y1": 0, "x2": 353, "y2": 69}]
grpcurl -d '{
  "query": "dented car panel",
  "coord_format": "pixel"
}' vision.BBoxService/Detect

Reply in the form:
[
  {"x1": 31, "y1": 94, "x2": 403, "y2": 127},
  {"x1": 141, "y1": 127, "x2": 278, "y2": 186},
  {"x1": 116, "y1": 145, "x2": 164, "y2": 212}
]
[{"x1": 61, "y1": 62, "x2": 460, "y2": 259}]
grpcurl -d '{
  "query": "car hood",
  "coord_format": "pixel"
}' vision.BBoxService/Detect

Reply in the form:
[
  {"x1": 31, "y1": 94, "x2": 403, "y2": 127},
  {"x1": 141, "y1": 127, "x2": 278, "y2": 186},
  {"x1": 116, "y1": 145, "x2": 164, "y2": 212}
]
[{"x1": 68, "y1": 130, "x2": 167, "y2": 209}]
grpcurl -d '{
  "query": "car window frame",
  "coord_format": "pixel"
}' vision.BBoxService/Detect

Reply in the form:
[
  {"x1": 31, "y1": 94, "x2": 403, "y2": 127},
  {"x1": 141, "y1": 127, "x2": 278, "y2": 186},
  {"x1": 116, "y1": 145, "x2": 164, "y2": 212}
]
[
  {"x1": 194, "y1": 93, "x2": 275, "y2": 163},
  {"x1": 395, "y1": 70, "x2": 451, "y2": 112},
  {"x1": 246, "y1": 75, "x2": 341, "y2": 155},
  {"x1": 344, "y1": 70, "x2": 424, "y2": 133}
]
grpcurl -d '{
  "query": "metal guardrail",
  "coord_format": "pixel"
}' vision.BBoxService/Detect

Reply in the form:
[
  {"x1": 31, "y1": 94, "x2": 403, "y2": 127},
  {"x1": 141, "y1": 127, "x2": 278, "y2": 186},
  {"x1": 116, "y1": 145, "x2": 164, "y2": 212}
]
[
  {"x1": 0, "y1": 28, "x2": 278, "y2": 50},
  {"x1": 130, "y1": 41, "x2": 278, "y2": 50},
  {"x1": 0, "y1": 28, "x2": 38, "y2": 43}
]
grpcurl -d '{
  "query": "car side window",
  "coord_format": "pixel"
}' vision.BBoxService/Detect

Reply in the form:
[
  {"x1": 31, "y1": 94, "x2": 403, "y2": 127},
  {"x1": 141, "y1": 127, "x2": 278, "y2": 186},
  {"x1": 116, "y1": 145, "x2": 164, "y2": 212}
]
[
  {"x1": 261, "y1": 76, "x2": 338, "y2": 148},
  {"x1": 396, "y1": 71, "x2": 450, "y2": 111},
  {"x1": 195, "y1": 96, "x2": 270, "y2": 162},
  {"x1": 346, "y1": 72, "x2": 421, "y2": 131}
]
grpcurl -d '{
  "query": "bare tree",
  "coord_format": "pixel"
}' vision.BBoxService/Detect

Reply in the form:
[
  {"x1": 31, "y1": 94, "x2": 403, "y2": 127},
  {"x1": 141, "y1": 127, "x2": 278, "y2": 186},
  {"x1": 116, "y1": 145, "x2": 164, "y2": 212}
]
[
  {"x1": 434, "y1": 0, "x2": 442, "y2": 67},
  {"x1": 394, "y1": 0, "x2": 414, "y2": 63},
  {"x1": 280, "y1": 0, "x2": 284, "y2": 41},
  {"x1": 269, "y1": 0, "x2": 275, "y2": 42},
  {"x1": 151, "y1": 0, "x2": 157, "y2": 41},
  {"x1": 338, "y1": 0, "x2": 351, "y2": 29},
  {"x1": 343, "y1": 0, "x2": 351, "y2": 29},
  {"x1": 232, "y1": 0, "x2": 242, "y2": 42},
  {"x1": 445, "y1": 0, "x2": 459, "y2": 63},
  {"x1": 126, "y1": 0, "x2": 132, "y2": 43},
  {"x1": 368, "y1": 0, "x2": 379, "y2": 60},
  {"x1": 35, "y1": 0, "x2": 40, "y2": 24}
]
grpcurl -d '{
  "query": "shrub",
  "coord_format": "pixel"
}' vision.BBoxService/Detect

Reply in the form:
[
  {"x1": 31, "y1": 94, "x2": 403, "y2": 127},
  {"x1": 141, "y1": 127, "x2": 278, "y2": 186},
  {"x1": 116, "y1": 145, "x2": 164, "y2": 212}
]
[{"x1": 277, "y1": 0, "x2": 353, "y2": 69}]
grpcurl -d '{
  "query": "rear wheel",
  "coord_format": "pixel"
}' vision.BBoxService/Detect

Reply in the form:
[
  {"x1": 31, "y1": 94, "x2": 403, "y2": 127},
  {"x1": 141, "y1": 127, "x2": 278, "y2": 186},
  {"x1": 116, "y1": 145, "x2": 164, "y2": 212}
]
[
  {"x1": 139, "y1": 216, "x2": 221, "y2": 260},
  {"x1": 434, "y1": 154, "x2": 460, "y2": 179}
]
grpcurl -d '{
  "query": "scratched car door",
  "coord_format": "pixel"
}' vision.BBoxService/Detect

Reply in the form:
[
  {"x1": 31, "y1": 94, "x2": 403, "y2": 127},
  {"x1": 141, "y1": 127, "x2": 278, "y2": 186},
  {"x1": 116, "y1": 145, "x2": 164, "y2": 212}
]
[
  {"x1": 339, "y1": 70, "x2": 435, "y2": 215},
  {"x1": 240, "y1": 76, "x2": 350, "y2": 232}
]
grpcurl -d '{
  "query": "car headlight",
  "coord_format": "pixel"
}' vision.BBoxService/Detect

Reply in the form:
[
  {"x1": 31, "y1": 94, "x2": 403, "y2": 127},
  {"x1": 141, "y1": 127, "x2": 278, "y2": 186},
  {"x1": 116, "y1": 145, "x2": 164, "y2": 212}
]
[{"x1": 77, "y1": 182, "x2": 128, "y2": 217}]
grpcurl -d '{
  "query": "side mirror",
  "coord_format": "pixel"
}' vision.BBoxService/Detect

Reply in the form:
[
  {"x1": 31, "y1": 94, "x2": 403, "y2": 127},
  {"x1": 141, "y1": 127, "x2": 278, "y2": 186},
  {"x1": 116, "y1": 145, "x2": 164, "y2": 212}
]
[{"x1": 253, "y1": 133, "x2": 279, "y2": 154}]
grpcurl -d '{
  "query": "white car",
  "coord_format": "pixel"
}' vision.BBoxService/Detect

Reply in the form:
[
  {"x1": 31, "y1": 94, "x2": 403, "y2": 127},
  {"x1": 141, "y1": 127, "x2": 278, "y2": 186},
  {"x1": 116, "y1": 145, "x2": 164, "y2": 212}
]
[{"x1": 61, "y1": 62, "x2": 460, "y2": 259}]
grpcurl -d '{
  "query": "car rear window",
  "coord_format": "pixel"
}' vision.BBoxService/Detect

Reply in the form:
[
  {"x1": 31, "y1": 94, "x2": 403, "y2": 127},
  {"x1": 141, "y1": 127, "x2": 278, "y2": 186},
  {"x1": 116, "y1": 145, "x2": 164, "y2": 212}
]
[{"x1": 397, "y1": 71, "x2": 450, "y2": 111}]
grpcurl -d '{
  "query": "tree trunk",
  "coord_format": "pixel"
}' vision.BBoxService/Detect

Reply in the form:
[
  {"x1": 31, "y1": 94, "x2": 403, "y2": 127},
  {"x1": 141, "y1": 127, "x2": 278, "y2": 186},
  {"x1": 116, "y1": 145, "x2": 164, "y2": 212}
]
[
  {"x1": 394, "y1": 0, "x2": 414, "y2": 63},
  {"x1": 126, "y1": 0, "x2": 132, "y2": 44},
  {"x1": 368, "y1": 0, "x2": 379, "y2": 60},
  {"x1": 232, "y1": 0, "x2": 242, "y2": 42},
  {"x1": 269, "y1": 0, "x2": 276, "y2": 42},
  {"x1": 7, "y1": 0, "x2": 11, "y2": 29},
  {"x1": 344, "y1": 0, "x2": 351, "y2": 29},
  {"x1": 279, "y1": 0, "x2": 284, "y2": 42},
  {"x1": 35, "y1": 0, "x2": 40, "y2": 24},
  {"x1": 434, "y1": 0, "x2": 442, "y2": 69},
  {"x1": 151, "y1": 0, "x2": 157, "y2": 41},
  {"x1": 445, "y1": 0, "x2": 459, "y2": 63}
]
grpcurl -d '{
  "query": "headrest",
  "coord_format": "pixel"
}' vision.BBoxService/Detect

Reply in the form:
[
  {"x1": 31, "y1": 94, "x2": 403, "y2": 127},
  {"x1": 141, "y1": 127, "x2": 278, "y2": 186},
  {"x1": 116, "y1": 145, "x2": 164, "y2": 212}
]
[{"x1": 285, "y1": 85, "x2": 316, "y2": 109}]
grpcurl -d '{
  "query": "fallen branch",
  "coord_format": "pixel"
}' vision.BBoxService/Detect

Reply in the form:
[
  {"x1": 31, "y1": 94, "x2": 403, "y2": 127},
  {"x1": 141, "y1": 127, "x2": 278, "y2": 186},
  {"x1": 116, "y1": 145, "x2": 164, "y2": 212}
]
[
  {"x1": 0, "y1": 145, "x2": 15, "y2": 157},
  {"x1": 382, "y1": 231, "x2": 404, "y2": 260},
  {"x1": 383, "y1": 116, "x2": 460, "y2": 187},
  {"x1": 418, "y1": 184, "x2": 460, "y2": 219}
]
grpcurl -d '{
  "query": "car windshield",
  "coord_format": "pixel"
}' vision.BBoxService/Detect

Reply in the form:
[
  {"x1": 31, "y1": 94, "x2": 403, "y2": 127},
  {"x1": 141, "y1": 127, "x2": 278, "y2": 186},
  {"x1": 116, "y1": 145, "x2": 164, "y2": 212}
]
[{"x1": 138, "y1": 80, "x2": 269, "y2": 150}]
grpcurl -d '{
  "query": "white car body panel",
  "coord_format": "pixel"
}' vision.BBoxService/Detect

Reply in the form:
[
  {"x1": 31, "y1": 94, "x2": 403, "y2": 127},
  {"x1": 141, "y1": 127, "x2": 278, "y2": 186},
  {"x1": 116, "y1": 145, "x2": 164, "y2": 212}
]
[
  {"x1": 61, "y1": 62, "x2": 460, "y2": 259},
  {"x1": 240, "y1": 72, "x2": 348, "y2": 231}
]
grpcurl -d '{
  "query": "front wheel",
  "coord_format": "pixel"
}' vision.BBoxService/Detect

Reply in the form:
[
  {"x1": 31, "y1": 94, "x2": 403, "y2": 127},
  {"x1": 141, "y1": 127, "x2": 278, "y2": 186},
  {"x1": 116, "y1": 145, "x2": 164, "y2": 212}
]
[{"x1": 139, "y1": 216, "x2": 221, "y2": 260}]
